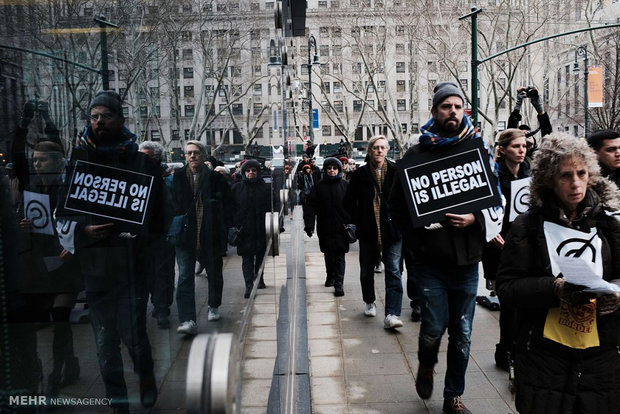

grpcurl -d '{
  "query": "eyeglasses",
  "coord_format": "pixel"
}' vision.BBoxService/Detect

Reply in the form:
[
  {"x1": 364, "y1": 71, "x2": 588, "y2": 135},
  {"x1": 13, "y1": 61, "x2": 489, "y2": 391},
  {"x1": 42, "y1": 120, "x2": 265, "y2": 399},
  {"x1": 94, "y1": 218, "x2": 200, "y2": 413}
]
[
  {"x1": 326, "y1": 166, "x2": 339, "y2": 170},
  {"x1": 89, "y1": 113, "x2": 115, "y2": 121}
]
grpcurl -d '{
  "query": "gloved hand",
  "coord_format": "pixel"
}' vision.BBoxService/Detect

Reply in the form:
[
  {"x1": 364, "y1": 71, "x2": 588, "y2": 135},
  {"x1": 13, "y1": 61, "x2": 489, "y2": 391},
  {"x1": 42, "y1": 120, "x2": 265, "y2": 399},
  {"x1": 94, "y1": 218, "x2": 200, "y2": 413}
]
[
  {"x1": 528, "y1": 88, "x2": 544, "y2": 114},
  {"x1": 21, "y1": 100, "x2": 35, "y2": 127},
  {"x1": 597, "y1": 292, "x2": 620, "y2": 315},
  {"x1": 553, "y1": 278, "x2": 592, "y2": 305},
  {"x1": 514, "y1": 89, "x2": 527, "y2": 112}
]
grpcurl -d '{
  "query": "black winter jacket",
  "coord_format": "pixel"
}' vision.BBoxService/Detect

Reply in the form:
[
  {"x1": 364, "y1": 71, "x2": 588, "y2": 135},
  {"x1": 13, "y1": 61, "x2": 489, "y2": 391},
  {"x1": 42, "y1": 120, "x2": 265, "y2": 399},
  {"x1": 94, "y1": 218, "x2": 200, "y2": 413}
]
[
  {"x1": 308, "y1": 175, "x2": 350, "y2": 254},
  {"x1": 170, "y1": 165, "x2": 231, "y2": 257},
  {"x1": 231, "y1": 178, "x2": 279, "y2": 256},
  {"x1": 496, "y1": 191, "x2": 620, "y2": 414},
  {"x1": 343, "y1": 161, "x2": 400, "y2": 246}
]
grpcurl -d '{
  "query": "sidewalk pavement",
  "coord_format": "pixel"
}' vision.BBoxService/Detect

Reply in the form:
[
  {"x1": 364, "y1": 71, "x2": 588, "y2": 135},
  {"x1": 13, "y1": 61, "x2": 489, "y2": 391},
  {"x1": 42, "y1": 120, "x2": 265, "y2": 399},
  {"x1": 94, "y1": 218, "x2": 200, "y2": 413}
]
[{"x1": 304, "y1": 237, "x2": 517, "y2": 413}]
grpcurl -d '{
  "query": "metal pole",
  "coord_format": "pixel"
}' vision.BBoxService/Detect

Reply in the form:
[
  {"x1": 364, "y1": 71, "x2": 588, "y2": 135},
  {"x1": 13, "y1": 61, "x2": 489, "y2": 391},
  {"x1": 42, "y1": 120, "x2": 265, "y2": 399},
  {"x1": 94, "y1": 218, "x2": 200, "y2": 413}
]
[
  {"x1": 584, "y1": 49, "x2": 589, "y2": 139},
  {"x1": 459, "y1": 7, "x2": 482, "y2": 127},
  {"x1": 94, "y1": 16, "x2": 119, "y2": 90},
  {"x1": 307, "y1": 34, "x2": 316, "y2": 144}
]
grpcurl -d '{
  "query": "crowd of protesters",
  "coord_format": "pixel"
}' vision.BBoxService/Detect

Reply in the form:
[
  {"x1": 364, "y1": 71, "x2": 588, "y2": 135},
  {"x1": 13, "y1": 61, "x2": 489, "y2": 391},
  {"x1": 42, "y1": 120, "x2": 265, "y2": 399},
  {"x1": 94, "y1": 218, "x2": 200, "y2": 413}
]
[{"x1": 3, "y1": 80, "x2": 620, "y2": 414}]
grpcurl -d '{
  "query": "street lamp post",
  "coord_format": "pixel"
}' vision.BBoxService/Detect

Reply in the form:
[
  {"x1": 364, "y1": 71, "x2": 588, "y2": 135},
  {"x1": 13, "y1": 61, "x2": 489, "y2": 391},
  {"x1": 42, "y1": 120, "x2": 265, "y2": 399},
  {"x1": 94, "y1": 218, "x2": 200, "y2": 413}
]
[
  {"x1": 307, "y1": 34, "x2": 319, "y2": 144},
  {"x1": 574, "y1": 46, "x2": 589, "y2": 139},
  {"x1": 94, "y1": 16, "x2": 119, "y2": 90}
]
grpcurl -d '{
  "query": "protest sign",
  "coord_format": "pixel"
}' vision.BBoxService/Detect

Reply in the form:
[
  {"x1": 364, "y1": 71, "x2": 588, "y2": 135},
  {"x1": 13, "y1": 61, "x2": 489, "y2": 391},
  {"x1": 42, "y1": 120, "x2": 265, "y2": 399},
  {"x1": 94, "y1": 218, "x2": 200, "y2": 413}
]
[
  {"x1": 508, "y1": 177, "x2": 531, "y2": 222},
  {"x1": 24, "y1": 191, "x2": 54, "y2": 235},
  {"x1": 64, "y1": 160, "x2": 154, "y2": 226},
  {"x1": 396, "y1": 138, "x2": 500, "y2": 228}
]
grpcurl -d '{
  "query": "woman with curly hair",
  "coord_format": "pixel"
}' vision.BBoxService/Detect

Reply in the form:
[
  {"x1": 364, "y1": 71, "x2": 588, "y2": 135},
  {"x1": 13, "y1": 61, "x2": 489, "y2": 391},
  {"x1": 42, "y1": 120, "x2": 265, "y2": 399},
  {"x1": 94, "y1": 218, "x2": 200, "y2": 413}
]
[{"x1": 496, "y1": 132, "x2": 620, "y2": 414}]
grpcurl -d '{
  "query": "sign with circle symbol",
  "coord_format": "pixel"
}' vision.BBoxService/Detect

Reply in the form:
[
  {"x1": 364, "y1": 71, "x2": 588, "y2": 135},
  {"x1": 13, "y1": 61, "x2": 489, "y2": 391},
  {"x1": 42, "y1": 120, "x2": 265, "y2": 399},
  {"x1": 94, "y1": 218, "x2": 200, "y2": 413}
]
[
  {"x1": 482, "y1": 203, "x2": 504, "y2": 242},
  {"x1": 24, "y1": 191, "x2": 54, "y2": 235},
  {"x1": 509, "y1": 177, "x2": 531, "y2": 222},
  {"x1": 543, "y1": 221, "x2": 603, "y2": 278}
]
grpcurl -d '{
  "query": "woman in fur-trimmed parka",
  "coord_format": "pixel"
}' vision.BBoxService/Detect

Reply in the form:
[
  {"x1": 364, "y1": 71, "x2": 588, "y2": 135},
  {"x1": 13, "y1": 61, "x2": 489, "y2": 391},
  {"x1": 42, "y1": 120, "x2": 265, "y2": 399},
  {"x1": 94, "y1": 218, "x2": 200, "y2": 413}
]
[{"x1": 496, "y1": 133, "x2": 620, "y2": 414}]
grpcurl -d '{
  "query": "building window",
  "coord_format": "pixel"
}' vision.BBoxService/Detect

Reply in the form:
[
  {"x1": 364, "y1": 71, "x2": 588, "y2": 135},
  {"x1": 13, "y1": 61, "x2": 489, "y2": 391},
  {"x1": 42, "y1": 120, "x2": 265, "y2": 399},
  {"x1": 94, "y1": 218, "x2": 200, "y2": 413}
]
[
  {"x1": 151, "y1": 130, "x2": 161, "y2": 141},
  {"x1": 396, "y1": 62, "x2": 405, "y2": 73},
  {"x1": 253, "y1": 102, "x2": 263, "y2": 114},
  {"x1": 254, "y1": 65, "x2": 262, "y2": 76},
  {"x1": 397, "y1": 99, "x2": 406, "y2": 111},
  {"x1": 395, "y1": 44, "x2": 405, "y2": 55},
  {"x1": 323, "y1": 82, "x2": 331, "y2": 94},
  {"x1": 322, "y1": 125, "x2": 331, "y2": 135},
  {"x1": 183, "y1": 67, "x2": 194, "y2": 79},
  {"x1": 185, "y1": 105, "x2": 195, "y2": 117},
  {"x1": 334, "y1": 101, "x2": 343, "y2": 113},
  {"x1": 265, "y1": 1, "x2": 274, "y2": 9},
  {"x1": 353, "y1": 100, "x2": 362, "y2": 112},
  {"x1": 319, "y1": 0, "x2": 328, "y2": 7},
  {"x1": 181, "y1": 31, "x2": 192, "y2": 41},
  {"x1": 184, "y1": 85, "x2": 194, "y2": 98},
  {"x1": 333, "y1": 81, "x2": 341, "y2": 93},
  {"x1": 320, "y1": 26, "x2": 329, "y2": 37},
  {"x1": 254, "y1": 84, "x2": 262, "y2": 96},
  {"x1": 396, "y1": 80, "x2": 406, "y2": 92},
  {"x1": 232, "y1": 103, "x2": 243, "y2": 115}
]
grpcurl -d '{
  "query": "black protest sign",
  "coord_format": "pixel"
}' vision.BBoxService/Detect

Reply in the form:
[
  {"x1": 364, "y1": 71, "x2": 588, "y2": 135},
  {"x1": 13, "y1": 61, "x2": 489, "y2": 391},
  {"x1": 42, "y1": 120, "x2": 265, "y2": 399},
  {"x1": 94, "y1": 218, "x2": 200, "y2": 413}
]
[
  {"x1": 396, "y1": 138, "x2": 500, "y2": 228},
  {"x1": 64, "y1": 160, "x2": 154, "y2": 226}
]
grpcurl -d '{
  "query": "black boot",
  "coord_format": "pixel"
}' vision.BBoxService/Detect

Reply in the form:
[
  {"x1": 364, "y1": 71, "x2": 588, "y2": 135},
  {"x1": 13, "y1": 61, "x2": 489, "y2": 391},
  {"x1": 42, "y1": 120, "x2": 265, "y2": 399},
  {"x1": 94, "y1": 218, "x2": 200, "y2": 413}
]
[
  {"x1": 324, "y1": 276, "x2": 334, "y2": 287},
  {"x1": 244, "y1": 285, "x2": 252, "y2": 299},
  {"x1": 334, "y1": 284, "x2": 344, "y2": 297},
  {"x1": 494, "y1": 343, "x2": 511, "y2": 372},
  {"x1": 257, "y1": 277, "x2": 266, "y2": 289}
]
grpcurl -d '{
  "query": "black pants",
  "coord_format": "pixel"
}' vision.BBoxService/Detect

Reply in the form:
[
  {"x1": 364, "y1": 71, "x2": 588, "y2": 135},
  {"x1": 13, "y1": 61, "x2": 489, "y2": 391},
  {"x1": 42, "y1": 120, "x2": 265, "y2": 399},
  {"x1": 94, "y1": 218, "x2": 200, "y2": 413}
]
[{"x1": 324, "y1": 251, "x2": 345, "y2": 287}]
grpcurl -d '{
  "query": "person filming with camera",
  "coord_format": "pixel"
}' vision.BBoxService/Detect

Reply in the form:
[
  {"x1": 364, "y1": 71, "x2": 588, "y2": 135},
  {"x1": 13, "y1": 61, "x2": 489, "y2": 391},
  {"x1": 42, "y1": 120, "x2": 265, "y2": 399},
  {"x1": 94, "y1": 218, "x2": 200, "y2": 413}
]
[{"x1": 507, "y1": 86, "x2": 552, "y2": 161}]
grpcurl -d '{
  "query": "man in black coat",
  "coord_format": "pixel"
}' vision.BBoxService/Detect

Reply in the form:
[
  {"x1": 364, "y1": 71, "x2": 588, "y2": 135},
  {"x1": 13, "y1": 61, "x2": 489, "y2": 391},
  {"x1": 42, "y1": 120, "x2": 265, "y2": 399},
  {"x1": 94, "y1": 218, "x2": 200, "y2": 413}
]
[
  {"x1": 390, "y1": 82, "x2": 493, "y2": 414},
  {"x1": 231, "y1": 159, "x2": 279, "y2": 298},
  {"x1": 343, "y1": 135, "x2": 404, "y2": 329},
  {"x1": 169, "y1": 141, "x2": 230, "y2": 334}
]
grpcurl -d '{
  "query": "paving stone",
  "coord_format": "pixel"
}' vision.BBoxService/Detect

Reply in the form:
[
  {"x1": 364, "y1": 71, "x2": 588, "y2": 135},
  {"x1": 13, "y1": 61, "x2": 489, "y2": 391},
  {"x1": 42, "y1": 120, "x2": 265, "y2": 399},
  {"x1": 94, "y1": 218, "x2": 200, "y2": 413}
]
[{"x1": 310, "y1": 355, "x2": 343, "y2": 377}]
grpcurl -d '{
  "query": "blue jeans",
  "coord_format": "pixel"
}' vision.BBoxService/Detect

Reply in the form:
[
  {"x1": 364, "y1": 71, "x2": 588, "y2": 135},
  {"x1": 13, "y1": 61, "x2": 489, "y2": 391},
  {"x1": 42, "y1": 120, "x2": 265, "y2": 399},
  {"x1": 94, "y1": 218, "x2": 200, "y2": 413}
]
[
  {"x1": 414, "y1": 263, "x2": 478, "y2": 399},
  {"x1": 358, "y1": 238, "x2": 403, "y2": 316},
  {"x1": 87, "y1": 285, "x2": 153, "y2": 409},
  {"x1": 176, "y1": 246, "x2": 224, "y2": 322}
]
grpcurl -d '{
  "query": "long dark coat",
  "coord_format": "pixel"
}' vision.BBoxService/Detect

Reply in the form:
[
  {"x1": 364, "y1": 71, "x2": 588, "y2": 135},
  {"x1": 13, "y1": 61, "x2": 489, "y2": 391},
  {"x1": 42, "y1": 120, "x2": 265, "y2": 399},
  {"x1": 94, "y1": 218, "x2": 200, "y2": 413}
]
[
  {"x1": 309, "y1": 175, "x2": 350, "y2": 254},
  {"x1": 231, "y1": 178, "x2": 278, "y2": 256}
]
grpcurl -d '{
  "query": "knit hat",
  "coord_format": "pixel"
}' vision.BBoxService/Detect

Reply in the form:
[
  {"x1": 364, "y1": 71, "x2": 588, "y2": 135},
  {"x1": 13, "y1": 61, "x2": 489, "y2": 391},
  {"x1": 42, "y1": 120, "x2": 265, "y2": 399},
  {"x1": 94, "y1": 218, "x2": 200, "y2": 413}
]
[
  {"x1": 323, "y1": 157, "x2": 342, "y2": 172},
  {"x1": 432, "y1": 81, "x2": 464, "y2": 109},
  {"x1": 338, "y1": 156, "x2": 348, "y2": 164},
  {"x1": 240, "y1": 159, "x2": 261, "y2": 174},
  {"x1": 88, "y1": 90, "x2": 123, "y2": 116}
]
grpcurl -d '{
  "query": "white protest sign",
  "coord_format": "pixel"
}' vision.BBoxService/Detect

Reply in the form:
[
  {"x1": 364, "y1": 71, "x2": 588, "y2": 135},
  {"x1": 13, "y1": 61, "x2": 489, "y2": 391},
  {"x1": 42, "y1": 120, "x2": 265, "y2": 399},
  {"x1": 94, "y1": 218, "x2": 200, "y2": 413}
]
[
  {"x1": 24, "y1": 191, "x2": 54, "y2": 235},
  {"x1": 543, "y1": 221, "x2": 603, "y2": 278},
  {"x1": 509, "y1": 177, "x2": 531, "y2": 222}
]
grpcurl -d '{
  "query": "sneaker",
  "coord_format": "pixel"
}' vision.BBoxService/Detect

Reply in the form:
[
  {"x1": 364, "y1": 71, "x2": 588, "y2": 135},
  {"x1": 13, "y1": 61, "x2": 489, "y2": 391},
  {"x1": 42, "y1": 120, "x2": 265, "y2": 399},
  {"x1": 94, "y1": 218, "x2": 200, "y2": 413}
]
[
  {"x1": 442, "y1": 396, "x2": 472, "y2": 414},
  {"x1": 415, "y1": 364, "x2": 434, "y2": 399},
  {"x1": 207, "y1": 307, "x2": 221, "y2": 321},
  {"x1": 410, "y1": 304, "x2": 422, "y2": 322},
  {"x1": 364, "y1": 302, "x2": 377, "y2": 317},
  {"x1": 374, "y1": 263, "x2": 383, "y2": 273},
  {"x1": 334, "y1": 285, "x2": 344, "y2": 297},
  {"x1": 384, "y1": 314, "x2": 404, "y2": 329},
  {"x1": 177, "y1": 320, "x2": 198, "y2": 335}
]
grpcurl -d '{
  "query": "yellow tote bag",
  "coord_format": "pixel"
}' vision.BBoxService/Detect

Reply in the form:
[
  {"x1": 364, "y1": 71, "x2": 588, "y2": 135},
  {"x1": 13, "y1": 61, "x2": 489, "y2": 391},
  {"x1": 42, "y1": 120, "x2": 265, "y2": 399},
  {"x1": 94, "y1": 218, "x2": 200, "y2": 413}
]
[{"x1": 543, "y1": 300, "x2": 599, "y2": 349}]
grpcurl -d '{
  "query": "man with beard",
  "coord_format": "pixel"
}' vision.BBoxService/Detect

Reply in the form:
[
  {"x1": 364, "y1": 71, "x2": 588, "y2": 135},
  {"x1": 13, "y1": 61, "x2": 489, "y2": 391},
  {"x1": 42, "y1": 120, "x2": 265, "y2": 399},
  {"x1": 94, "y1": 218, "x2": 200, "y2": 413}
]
[
  {"x1": 587, "y1": 129, "x2": 620, "y2": 189},
  {"x1": 59, "y1": 90, "x2": 163, "y2": 413},
  {"x1": 390, "y1": 82, "x2": 494, "y2": 414}
]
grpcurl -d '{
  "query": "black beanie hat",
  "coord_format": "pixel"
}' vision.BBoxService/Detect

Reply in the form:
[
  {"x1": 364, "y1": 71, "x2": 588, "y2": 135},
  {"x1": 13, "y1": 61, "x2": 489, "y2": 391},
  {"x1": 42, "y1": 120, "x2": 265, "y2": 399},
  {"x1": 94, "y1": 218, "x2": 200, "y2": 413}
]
[
  {"x1": 88, "y1": 90, "x2": 123, "y2": 117},
  {"x1": 322, "y1": 157, "x2": 342, "y2": 172},
  {"x1": 432, "y1": 81, "x2": 464, "y2": 109},
  {"x1": 240, "y1": 159, "x2": 261, "y2": 174}
]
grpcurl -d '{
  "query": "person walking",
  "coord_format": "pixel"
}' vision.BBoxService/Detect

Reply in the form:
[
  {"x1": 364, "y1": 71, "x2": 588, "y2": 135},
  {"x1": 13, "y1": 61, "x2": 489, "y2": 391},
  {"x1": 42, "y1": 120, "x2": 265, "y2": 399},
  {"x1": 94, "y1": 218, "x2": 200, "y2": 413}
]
[
  {"x1": 390, "y1": 82, "x2": 497, "y2": 414},
  {"x1": 297, "y1": 163, "x2": 318, "y2": 237},
  {"x1": 497, "y1": 133, "x2": 620, "y2": 414},
  {"x1": 308, "y1": 157, "x2": 350, "y2": 296},
  {"x1": 231, "y1": 159, "x2": 279, "y2": 298},
  {"x1": 170, "y1": 140, "x2": 230, "y2": 334},
  {"x1": 481, "y1": 128, "x2": 531, "y2": 370},
  {"x1": 343, "y1": 135, "x2": 404, "y2": 329}
]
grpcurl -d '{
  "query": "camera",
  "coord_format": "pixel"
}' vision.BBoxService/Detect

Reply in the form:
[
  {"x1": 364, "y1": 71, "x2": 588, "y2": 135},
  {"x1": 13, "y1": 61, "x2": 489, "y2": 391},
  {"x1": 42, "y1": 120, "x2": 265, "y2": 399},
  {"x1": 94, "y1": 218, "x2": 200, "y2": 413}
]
[{"x1": 524, "y1": 86, "x2": 539, "y2": 100}]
